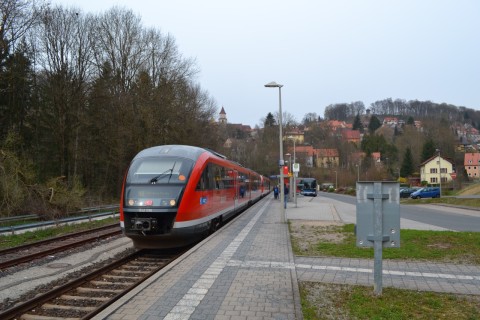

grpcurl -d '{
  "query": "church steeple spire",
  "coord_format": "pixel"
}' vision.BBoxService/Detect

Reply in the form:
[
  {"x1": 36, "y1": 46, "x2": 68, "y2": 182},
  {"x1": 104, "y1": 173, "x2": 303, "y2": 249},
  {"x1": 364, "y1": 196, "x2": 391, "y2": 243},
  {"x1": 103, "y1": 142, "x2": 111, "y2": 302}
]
[{"x1": 219, "y1": 106, "x2": 227, "y2": 124}]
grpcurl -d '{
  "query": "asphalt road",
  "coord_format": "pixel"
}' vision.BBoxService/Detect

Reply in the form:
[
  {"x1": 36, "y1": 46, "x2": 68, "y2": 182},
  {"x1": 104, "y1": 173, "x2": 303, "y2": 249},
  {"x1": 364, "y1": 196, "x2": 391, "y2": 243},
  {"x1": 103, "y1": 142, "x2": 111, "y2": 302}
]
[{"x1": 319, "y1": 192, "x2": 480, "y2": 232}]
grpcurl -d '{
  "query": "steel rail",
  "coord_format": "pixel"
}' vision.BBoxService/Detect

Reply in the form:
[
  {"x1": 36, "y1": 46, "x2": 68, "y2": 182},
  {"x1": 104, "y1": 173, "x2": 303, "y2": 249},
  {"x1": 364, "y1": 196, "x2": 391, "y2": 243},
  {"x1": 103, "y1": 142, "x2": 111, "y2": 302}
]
[
  {"x1": 0, "y1": 249, "x2": 185, "y2": 320},
  {"x1": 0, "y1": 224, "x2": 121, "y2": 270}
]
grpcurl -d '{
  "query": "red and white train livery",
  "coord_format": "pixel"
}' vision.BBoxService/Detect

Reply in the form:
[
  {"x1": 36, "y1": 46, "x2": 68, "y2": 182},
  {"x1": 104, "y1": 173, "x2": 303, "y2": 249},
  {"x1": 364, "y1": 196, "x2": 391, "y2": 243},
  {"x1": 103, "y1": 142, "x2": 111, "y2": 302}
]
[{"x1": 120, "y1": 145, "x2": 270, "y2": 248}]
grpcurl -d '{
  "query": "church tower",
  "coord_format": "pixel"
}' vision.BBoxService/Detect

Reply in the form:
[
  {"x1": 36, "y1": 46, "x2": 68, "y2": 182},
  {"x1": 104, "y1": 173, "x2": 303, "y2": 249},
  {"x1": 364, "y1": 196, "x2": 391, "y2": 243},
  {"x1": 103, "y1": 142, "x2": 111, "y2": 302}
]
[{"x1": 219, "y1": 106, "x2": 227, "y2": 124}]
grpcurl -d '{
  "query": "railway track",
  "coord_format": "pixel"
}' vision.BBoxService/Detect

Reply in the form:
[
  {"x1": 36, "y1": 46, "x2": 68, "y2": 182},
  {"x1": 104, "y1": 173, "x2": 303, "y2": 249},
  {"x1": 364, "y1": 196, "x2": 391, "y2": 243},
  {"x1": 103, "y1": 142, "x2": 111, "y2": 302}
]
[
  {"x1": 0, "y1": 224, "x2": 122, "y2": 270},
  {"x1": 0, "y1": 249, "x2": 184, "y2": 319}
]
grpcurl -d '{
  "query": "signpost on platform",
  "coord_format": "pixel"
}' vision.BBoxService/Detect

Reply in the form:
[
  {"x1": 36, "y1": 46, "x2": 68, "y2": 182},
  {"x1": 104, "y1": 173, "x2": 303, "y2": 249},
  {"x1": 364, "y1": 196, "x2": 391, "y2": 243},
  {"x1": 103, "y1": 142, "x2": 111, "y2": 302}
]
[
  {"x1": 292, "y1": 163, "x2": 299, "y2": 207},
  {"x1": 356, "y1": 181, "x2": 400, "y2": 295}
]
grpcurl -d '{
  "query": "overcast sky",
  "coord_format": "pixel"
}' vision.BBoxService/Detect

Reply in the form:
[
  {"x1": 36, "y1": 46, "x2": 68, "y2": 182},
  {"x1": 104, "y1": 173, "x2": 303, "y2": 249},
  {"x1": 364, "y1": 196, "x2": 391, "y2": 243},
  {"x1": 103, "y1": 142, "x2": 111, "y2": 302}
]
[{"x1": 53, "y1": 0, "x2": 480, "y2": 128}]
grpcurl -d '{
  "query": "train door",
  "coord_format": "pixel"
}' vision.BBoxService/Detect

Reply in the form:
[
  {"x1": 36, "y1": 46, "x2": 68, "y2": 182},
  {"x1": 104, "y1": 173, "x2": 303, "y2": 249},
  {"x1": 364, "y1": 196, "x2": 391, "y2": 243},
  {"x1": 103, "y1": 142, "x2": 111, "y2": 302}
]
[{"x1": 233, "y1": 170, "x2": 239, "y2": 209}]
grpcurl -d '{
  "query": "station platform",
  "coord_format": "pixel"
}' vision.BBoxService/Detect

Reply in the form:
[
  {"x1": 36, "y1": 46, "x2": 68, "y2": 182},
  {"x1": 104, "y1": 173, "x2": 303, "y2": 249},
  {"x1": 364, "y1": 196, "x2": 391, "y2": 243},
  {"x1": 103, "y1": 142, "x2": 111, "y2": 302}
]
[{"x1": 95, "y1": 194, "x2": 480, "y2": 320}]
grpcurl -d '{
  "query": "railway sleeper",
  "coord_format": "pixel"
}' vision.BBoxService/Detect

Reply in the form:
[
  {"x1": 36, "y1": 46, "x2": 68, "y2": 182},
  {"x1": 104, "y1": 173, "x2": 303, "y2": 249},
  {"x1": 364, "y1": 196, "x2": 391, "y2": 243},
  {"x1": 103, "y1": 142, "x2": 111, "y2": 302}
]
[
  {"x1": 129, "y1": 260, "x2": 162, "y2": 265},
  {"x1": 112, "y1": 269, "x2": 151, "y2": 275},
  {"x1": 60, "y1": 294, "x2": 110, "y2": 302},
  {"x1": 102, "y1": 274, "x2": 142, "y2": 280},
  {"x1": 76, "y1": 287, "x2": 123, "y2": 294},
  {"x1": 123, "y1": 263, "x2": 157, "y2": 268},
  {"x1": 42, "y1": 303, "x2": 96, "y2": 312},
  {"x1": 135, "y1": 256, "x2": 166, "y2": 261},
  {"x1": 90, "y1": 280, "x2": 135, "y2": 286},
  {"x1": 21, "y1": 314, "x2": 80, "y2": 320}
]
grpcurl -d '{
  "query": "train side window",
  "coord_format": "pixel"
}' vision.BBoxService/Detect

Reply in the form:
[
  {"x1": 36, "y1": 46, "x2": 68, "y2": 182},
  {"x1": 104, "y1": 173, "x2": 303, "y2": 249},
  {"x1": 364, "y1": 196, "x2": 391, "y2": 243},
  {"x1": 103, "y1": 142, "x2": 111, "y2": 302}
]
[
  {"x1": 207, "y1": 164, "x2": 216, "y2": 190},
  {"x1": 196, "y1": 164, "x2": 214, "y2": 190},
  {"x1": 196, "y1": 168, "x2": 206, "y2": 190},
  {"x1": 213, "y1": 165, "x2": 224, "y2": 189}
]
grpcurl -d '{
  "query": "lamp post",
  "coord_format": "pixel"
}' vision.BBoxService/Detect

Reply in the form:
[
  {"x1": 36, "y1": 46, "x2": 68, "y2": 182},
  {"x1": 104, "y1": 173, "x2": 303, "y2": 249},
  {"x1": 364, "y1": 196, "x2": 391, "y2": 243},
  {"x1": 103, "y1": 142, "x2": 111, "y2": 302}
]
[
  {"x1": 288, "y1": 136, "x2": 297, "y2": 207},
  {"x1": 436, "y1": 149, "x2": 442, "y2": 196},
  {"x1": 385, "y1": 157, "x2": 389, "y2": 179},
  {"x1": 334, "y1": 170, "x2": 337, "y2": 190},
  {"x1": 265, "y1": 81, "x2": 285, "y2": 221}
]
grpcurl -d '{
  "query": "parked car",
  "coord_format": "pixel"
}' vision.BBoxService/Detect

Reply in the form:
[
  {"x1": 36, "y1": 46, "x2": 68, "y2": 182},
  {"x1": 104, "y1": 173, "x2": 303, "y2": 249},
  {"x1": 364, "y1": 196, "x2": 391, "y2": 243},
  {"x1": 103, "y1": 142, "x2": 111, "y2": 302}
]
[
  {"x1": 399, "y1": 187, "x2": 420, "y2": 198},
  {"x1": 410, "y1": 187, "x2": 441, "y2": 199}
]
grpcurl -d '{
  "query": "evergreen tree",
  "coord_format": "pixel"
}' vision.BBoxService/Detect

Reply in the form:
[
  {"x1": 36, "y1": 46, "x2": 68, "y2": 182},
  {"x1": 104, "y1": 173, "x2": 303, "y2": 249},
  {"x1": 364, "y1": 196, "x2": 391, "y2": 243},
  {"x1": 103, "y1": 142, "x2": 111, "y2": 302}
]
[
  {"x1": 264, "y1": 112, "x2": 276, "y2": 127},
  {"x1": 400, "y1": 147, "x2": 414, "y2": 177},
  {"x1": 421, "y1": 138, "x2": 436, "y2": 163},
  {"x1": 368, "y1": 115, "x2": 382, "y2": 133},
  {"x1": 352, "y1": 113, "x2": 363, "y2": 132},
  {"x1": 0, "y1": 48, "x2": 34, "y2": 141}
]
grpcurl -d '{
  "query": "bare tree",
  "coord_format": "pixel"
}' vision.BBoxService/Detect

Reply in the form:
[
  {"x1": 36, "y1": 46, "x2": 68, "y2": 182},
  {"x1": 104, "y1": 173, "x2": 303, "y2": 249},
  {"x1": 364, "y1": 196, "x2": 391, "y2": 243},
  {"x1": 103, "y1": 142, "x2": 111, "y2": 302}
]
[
  {"x1": 93, "y1": 7, "x2": 147, "y2": 93},
  {"x1": 35, "y1": 6, "x2": 95, "y2": 179},
  {"x1": 143, "y1": 28, "x2": 197, "y2": 87},
  {"x1": 0, "y1": 0, "x2": 43, "y2": 68}
]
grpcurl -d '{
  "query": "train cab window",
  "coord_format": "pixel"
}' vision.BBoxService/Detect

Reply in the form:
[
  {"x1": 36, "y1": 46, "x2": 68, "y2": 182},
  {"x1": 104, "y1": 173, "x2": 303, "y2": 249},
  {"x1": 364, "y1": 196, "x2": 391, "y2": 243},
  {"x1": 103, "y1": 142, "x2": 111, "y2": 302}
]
[
  {"x1": 127, "y1": 157, "x2": 193, "y2": 184},
  {"x1": 124, "y1": 156, "x2": 193, "y2": 208}
]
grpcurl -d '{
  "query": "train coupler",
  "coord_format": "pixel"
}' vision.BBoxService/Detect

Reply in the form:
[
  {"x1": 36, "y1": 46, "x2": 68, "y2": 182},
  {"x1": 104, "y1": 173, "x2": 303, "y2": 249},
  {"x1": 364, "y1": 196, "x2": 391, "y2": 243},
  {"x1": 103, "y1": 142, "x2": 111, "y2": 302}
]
[{"x1": 130, "y1": 218, "x2": 158, "y2": 233}]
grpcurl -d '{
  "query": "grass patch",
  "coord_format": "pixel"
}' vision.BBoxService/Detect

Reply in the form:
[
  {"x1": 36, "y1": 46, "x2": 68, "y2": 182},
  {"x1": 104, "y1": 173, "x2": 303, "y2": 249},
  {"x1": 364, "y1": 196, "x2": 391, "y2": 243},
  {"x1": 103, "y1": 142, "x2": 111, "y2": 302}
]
[
  {"x1": 290, "y1": 223, "x2": 480, "y2": 264},
  {"x1": 300, "y1": 282, "x2": 480, "y2": 320},
  {"x1": 0, "y1": 218, "x2": 118, "y2": 249}
]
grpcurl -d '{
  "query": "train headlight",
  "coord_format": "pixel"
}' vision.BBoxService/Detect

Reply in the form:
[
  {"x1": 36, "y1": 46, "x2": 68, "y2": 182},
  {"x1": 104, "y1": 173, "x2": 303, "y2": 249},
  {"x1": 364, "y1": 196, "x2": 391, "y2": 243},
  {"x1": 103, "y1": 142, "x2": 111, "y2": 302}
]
[
  {"x1": 169, "y1": 199, "x2": 176, "y2": 206},
  {"x1": 128, "y1": 199, "x2": 135, "y2": 206}
]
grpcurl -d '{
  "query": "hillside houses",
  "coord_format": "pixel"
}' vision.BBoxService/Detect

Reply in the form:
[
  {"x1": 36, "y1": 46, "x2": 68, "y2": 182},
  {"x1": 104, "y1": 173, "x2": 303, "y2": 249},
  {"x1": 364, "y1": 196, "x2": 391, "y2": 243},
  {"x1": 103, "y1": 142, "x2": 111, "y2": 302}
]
[
  {"x1": 218, "y1": 107, "x2": 480, "y2": 182},
  {"x1": 383, "y1": 116, "x2": 405, "y2": 127}
]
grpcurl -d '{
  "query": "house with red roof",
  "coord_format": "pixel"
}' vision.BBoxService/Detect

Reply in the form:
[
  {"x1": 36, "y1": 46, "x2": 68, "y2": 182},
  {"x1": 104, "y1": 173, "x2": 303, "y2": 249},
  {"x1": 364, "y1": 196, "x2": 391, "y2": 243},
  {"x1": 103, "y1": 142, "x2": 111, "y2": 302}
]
[
  {"x1": 341, "y1": 129, "x2": 361, "y2": 144},
  {"x1": 290, "y1": 145, "x2": 315, "y2": 167},
  {"x1": 315, "y1": 148, "x2": 339, "y2": 168},
  {"x1": 465, "y1": 153, "x2": 480, "y2": 179}
]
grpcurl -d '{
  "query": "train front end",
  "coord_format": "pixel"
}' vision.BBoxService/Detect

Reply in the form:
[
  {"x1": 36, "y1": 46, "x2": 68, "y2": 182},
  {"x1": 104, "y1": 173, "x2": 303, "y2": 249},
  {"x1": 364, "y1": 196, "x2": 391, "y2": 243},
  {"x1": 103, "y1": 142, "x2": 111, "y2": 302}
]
[{"x1": 120, "y1": 145, "x2": 203, "y2": 248}]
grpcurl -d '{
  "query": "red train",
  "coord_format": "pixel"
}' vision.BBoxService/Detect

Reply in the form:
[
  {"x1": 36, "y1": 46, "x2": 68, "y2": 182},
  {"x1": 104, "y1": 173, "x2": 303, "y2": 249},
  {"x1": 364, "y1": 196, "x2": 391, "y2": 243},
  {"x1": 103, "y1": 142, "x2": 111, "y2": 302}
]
[{"x1": 120, "y1": 145, "x2": 271, "y2": 248}]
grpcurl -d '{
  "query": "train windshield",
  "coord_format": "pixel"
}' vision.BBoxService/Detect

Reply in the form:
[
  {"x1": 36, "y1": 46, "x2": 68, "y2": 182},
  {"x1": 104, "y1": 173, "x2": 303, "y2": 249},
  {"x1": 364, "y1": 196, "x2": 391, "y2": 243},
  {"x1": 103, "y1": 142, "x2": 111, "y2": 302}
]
[{"x1": 124, "y1": 156, "x2": 194, "y2": 208}]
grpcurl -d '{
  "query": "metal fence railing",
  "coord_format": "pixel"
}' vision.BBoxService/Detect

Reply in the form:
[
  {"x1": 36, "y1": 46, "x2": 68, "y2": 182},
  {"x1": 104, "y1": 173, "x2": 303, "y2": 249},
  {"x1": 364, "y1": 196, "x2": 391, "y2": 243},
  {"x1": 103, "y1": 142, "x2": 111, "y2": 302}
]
[{"x1": 0, "y1": 205, "x2": 120, "y2": 235}]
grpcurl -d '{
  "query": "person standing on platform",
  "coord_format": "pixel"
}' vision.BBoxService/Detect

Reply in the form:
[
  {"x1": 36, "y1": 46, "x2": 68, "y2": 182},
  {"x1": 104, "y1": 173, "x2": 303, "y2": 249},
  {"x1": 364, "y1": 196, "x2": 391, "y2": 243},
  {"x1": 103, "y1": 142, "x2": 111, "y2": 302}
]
[
  {"x1": 273, "y1": 185, "x2": 279, "y2": 199},
  {"x1": 284, "y1": 184, "x2": 289, "y2": 208}
]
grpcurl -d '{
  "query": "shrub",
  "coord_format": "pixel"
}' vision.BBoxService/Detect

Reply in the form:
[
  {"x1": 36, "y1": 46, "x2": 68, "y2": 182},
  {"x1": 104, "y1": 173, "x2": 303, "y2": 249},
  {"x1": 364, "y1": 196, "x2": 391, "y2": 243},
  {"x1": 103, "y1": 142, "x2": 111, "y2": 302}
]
[{"x1": 0, "y1": 132, "x2": 36, "y2": 216}]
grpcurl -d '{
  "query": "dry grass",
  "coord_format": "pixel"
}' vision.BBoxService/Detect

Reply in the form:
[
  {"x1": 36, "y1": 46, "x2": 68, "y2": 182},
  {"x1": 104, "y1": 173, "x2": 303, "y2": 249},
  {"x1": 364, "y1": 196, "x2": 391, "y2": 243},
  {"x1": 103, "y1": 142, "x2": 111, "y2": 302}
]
[{"x1": 457, "y1": 183, "x2": 480, "y2": 195}]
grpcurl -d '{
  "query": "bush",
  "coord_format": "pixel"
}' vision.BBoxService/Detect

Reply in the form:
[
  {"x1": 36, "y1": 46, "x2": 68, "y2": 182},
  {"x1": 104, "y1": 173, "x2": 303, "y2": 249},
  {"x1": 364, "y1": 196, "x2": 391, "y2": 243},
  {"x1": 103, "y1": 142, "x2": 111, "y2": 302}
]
[
  {"x1": 0, "y1": 132, "x2": 36, "y2": 216},
  {"x1": 1, "y1": 132, "x2": 85, "y2": 218},
  {"x1": 44, "y1": 176, "x2": 86, "y2": 219}
]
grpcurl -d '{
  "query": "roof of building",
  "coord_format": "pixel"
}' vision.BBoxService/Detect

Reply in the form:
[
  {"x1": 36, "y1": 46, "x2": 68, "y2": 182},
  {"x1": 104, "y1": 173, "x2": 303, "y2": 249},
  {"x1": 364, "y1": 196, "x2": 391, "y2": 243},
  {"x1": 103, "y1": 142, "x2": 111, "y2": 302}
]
[
  {"x1": 293, "y1": 145, "x2": 316, "y2": 157},
  {"x1": 341, "y1": 129, "x2": 361, "y2": 140},
  {"x1": 464, "y1": 152, "x2": 480, "y2": 165},
  {"x1": 316, "y1": 148, "x2": 339, "y2": 157},
  {"x1": 419, "y1": 155, "x2": 454, "y2": 166}
]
